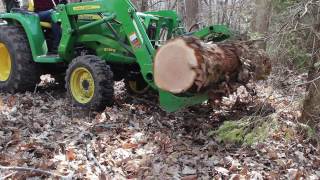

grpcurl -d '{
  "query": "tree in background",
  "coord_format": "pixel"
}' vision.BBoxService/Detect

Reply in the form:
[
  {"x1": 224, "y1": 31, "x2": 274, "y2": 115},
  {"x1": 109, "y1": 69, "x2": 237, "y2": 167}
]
[
  {"x1": 185, "y1": 0, "x2": 199, "y2": 31},
  {"x1": 0, "y1": 0, "x2": 4, "y2": 12},
  {"x1": 300, "y1": 2, "x2": 320, "y2": 129},
  {"x1": 132, "y1": 0, "x2": 148, "y2": 11},
  {"x1": 131, "y1": 0, "x2": 320, "y2": 130},
  {"x1": 271, "y1": 0, "x2": 320, "y2": 128},
  {"x1": 251, "y1": 0, "x2": 272, "y2": 49}
]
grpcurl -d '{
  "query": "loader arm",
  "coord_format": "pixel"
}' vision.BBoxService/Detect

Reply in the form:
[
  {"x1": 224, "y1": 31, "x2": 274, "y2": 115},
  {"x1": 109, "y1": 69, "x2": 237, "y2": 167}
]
[
  {"x1": 57, "y1": 0, "x2": 154, "y2": 83},
  {"x1": 53, "y1": 0, "x2": 211, "y2": 112}
]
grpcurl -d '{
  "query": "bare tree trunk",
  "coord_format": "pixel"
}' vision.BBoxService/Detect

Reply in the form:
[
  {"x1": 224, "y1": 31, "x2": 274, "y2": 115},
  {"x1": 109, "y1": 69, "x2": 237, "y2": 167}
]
[
  {"x1": 300, "y1": 22, "x2": 320, "y2": 127},
  {"x1": 251, "y1": 0, "x2": 272, "y2": 49},
  {"x1": 0, "y1": 0, "x2": 4, "y2": 12},
  {"x1": 131, "y1": 0, "x2": 139, "y2": 8},
  {"x1": 217, "y1": 1, "x2": 221, "y2": 24},
  {"x1": 301, "y1": 73, "x2": 320, "y2": 127},
  {"x1": 141, "y1": 0, "x2": 148, "y2": 11},
  {"x1": 221, "y1": 0, "x2": 228, "y2": 24},
  {"x1": 185, "y1": 0, "x2": 199, "y2": 31},
  {"x1": 208, "y1": 0, "x2": 213, "y2": 24},
  {"x1": 236, "y1": 1, "x2": 243, "y2": 32},
  {"x1": 177, "y1": 0, "x2": 186, "y2": 27},
  {"x1": 131, "y1": 0, "x2": 148, "y2": 11}
]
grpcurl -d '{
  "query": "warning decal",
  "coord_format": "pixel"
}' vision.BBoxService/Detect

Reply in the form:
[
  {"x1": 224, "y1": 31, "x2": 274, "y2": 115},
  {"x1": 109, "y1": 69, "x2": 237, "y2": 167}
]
[{"x1": 129, "y1": 33, "x2": 141, "y2": 48}]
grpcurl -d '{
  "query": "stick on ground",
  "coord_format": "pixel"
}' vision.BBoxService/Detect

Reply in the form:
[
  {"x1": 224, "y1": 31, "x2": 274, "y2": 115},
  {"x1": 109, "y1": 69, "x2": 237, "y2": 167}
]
[{"x1": 0, "y1": 165, "x2": 73, "y2": 179}]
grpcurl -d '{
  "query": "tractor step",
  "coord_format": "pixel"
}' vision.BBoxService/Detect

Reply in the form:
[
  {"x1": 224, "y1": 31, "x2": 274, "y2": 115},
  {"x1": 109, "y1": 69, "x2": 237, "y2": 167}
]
[{"x1": 35, "y1": 55, "x2": 63, "y2": 63}]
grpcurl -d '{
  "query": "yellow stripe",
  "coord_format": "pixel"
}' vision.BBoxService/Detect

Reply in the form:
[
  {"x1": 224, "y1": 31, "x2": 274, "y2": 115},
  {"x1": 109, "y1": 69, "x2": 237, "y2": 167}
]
[{"x1": 73, "y1": 5, "x2": 101, "y2": 11}]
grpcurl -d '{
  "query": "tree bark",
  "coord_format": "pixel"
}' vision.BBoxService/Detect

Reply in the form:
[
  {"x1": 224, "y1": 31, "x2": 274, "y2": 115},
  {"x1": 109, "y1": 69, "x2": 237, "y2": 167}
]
[
  {"x1": 300, "y1": 23, "x2": 320, "y2": 127},
  {"x1": 251, "y1": 0, "x2": 272, "y2": 49},
  {"x1": 185, "y1": 0, "x2": 199, "y2": 31},
  {"x1": 0, "y1": 0, "x2": 4, "y2": 12},
  {"x1": 131, "y1": 0, "x2": 148, "y2": 11},
  {"x1": 301, "y1": 73, "x2": 320, "y2": 127},
  {"x1": 140, "y1": 0, "x2": 148, "y2": 11},
  {"x1": 131, "y1": 0, "x2": 139, "y2": 8},
  {"x1": 221, "y1": 0, "x2": 229, "y2": 24},
  {"x1": 208, "y1": 0, "x2": 213, "y2": 24},
  {"x1": 154, "y1": 37, "x2": 271, "y2": 94},
  {"x1": 177, "y1": 0, "x2": 186, "y2": 26}
]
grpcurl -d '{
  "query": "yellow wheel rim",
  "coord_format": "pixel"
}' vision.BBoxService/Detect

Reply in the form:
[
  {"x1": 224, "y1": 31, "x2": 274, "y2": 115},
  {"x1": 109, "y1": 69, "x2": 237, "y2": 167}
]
[
  {"x1": 0, "y1": 43, "x2": 12, "y2": 81},
  {"x1": 70, "y1": 67, "x2": 95, "y2": 104}
]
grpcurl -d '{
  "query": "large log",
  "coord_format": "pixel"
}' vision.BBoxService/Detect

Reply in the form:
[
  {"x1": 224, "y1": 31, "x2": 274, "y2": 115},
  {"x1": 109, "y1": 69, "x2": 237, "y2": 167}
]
[{"x1": 154, "y1": 36, "x2": 271, "y2": 94}]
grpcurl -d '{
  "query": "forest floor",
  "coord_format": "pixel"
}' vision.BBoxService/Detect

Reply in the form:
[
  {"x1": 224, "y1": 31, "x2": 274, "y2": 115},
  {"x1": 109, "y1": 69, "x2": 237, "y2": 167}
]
[{"x1": 0, "y1": 69, "x2": 319, "y2": 179}]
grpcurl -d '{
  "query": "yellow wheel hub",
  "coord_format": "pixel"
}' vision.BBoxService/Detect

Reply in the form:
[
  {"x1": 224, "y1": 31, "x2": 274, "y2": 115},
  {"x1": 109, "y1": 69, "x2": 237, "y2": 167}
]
[
  {"x1": 0, "y1": 43, "x2": 12, "y2": 81},
  {"x1": 70, "y1": 67, "x2": 95, "y2": 104}
]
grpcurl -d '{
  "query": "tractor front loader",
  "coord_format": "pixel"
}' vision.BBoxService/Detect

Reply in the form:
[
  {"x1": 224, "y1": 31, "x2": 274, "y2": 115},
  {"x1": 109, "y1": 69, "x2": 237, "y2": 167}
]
[{"x1": 0, "y1": 0, "x2": 231, "y2": 112}]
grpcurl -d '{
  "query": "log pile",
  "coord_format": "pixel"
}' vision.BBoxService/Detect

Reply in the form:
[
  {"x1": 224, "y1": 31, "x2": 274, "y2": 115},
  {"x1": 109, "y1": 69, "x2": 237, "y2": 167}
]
[{"x1": 154, "y1": 36, "x2": 271, "y2": 97}]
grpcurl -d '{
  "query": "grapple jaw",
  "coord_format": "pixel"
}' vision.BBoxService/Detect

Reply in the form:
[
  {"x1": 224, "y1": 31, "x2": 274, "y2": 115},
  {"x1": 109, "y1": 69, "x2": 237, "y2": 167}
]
[{"x1": 156, "y1": 25, "x2": 232, "y2": 112}]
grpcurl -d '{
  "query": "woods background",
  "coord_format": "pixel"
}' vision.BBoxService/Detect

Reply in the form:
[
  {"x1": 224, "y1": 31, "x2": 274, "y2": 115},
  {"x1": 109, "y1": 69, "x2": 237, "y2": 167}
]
[
  {"x1": 0, "y1": 0, "x2": 319, "y2": 136},
  {"x1": 132, "y1": 0, "x2": 320, "y2": 127},
  {"x1": 0, "y1": 0, "x2": 320, "y2": 179}
]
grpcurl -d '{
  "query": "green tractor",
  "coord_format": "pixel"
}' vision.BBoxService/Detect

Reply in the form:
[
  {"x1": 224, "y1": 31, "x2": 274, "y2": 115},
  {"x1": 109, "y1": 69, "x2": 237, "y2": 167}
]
[{"x1": 0, "y1": 0, "x2": 231, "y2": 112}]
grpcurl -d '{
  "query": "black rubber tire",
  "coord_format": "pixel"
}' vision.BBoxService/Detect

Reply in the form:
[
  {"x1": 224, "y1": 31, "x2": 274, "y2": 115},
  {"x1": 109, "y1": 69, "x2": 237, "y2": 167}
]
[
  {"x1": 0, "y1": 25, "x2": 40, "y2": 93},
  {"x1": 65, "y1": 55, "x2": 114, "y2": 111}
]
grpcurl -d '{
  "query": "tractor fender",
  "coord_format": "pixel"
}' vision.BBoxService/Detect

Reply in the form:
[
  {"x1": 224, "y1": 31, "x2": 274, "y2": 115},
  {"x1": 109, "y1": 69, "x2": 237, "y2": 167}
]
[{"x1": 0, "y1": 12, "x2": 47, "y2": 60}]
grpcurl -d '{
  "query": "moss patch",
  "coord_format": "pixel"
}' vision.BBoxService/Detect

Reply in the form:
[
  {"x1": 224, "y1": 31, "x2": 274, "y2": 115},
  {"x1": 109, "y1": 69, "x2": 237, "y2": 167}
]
[{"x1": 214, "y1": 115, "x2": 278, "y2": 145}]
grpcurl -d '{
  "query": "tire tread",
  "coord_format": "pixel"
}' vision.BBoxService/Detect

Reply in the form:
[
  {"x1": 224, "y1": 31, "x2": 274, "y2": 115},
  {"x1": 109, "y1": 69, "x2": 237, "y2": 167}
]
[
  {"x1": 0, "y1": 25, "x2": 39, "y2": 92},
  {"x1": 65, "y1": 55, "x2": 114, "y2": 110}
]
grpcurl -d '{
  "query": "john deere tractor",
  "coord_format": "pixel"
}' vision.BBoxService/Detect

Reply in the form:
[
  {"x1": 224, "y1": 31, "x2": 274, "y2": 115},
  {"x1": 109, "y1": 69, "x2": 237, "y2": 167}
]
[{"x1": 0, "y1": 0, "x2": 231, "y2": 112}]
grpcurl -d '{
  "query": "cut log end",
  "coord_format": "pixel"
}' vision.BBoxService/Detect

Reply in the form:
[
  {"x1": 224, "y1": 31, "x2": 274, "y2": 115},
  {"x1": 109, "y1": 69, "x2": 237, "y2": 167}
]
[
  {"x1": 154, "y1": 38, "x2": 199, "y2": 94},
  {"x1": 154, "y1": 36, "x2": 271, "y2": 95}
]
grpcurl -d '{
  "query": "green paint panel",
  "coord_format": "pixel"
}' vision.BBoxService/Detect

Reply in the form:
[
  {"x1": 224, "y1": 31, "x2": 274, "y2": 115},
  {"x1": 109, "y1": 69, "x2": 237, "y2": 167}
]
[
  {"x1": 193, "y1": 25, "x2": 231, "y2": 41},
  {"x1": 159, "y1": 91, "x2": 209, "y2": 112},
  {"x1": 0, "y1": 12, "x2": 48, "y2": 59},
  {"x1": 35, "y1": 55, "x2": 63, "y2": 63}
]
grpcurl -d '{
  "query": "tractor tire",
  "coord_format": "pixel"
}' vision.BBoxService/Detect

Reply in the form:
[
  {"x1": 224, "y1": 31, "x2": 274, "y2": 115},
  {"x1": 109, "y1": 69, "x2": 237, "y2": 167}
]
[
  {"x1": 0, "y1": 25, "x2": 39, "y2": 93},
  {"x1": 66, "y1": 55, "x2": 114, "y2": 111}
]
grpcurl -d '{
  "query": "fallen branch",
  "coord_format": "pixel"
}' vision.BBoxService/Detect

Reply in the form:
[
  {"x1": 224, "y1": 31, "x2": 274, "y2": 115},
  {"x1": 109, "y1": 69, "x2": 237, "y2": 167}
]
[
  {"x1": 0, "y1": 165, "x2": 73, "y2": 179},
  {"x1": 0, "y1": 172, "x2": 16, "y2": 180},
  {"x1": 86, "y1": 143, "x2": 111, "y2": 175}
]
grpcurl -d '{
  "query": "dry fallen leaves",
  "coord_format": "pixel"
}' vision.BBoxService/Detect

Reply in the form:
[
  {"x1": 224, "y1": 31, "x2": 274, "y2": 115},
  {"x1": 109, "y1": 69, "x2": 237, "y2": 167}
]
[
  {"x1": 122, "y1": 142, "x2": 139, "y2": 149},
  {"x1": 0, "y1": 74, "x2": 319, "y2": 179},
  {"x1": 7, "y1": 95, "x2": 16, "y2": 108},
  {"x1": 181, "y1": 175, "x2": 198, "y2": 180},
  {"x1": 66, "y1": 148, "x2": 76, "y2": 161},
  {"x1": 0, "y1": 97, "x2": 4, "y2": 111}
]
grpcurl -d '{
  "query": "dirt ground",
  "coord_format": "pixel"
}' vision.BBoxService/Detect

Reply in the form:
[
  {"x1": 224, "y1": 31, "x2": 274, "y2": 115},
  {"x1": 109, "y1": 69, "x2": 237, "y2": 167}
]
[{"x1": 0, "y1": 71, "x2": 319, "y2": 179}]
